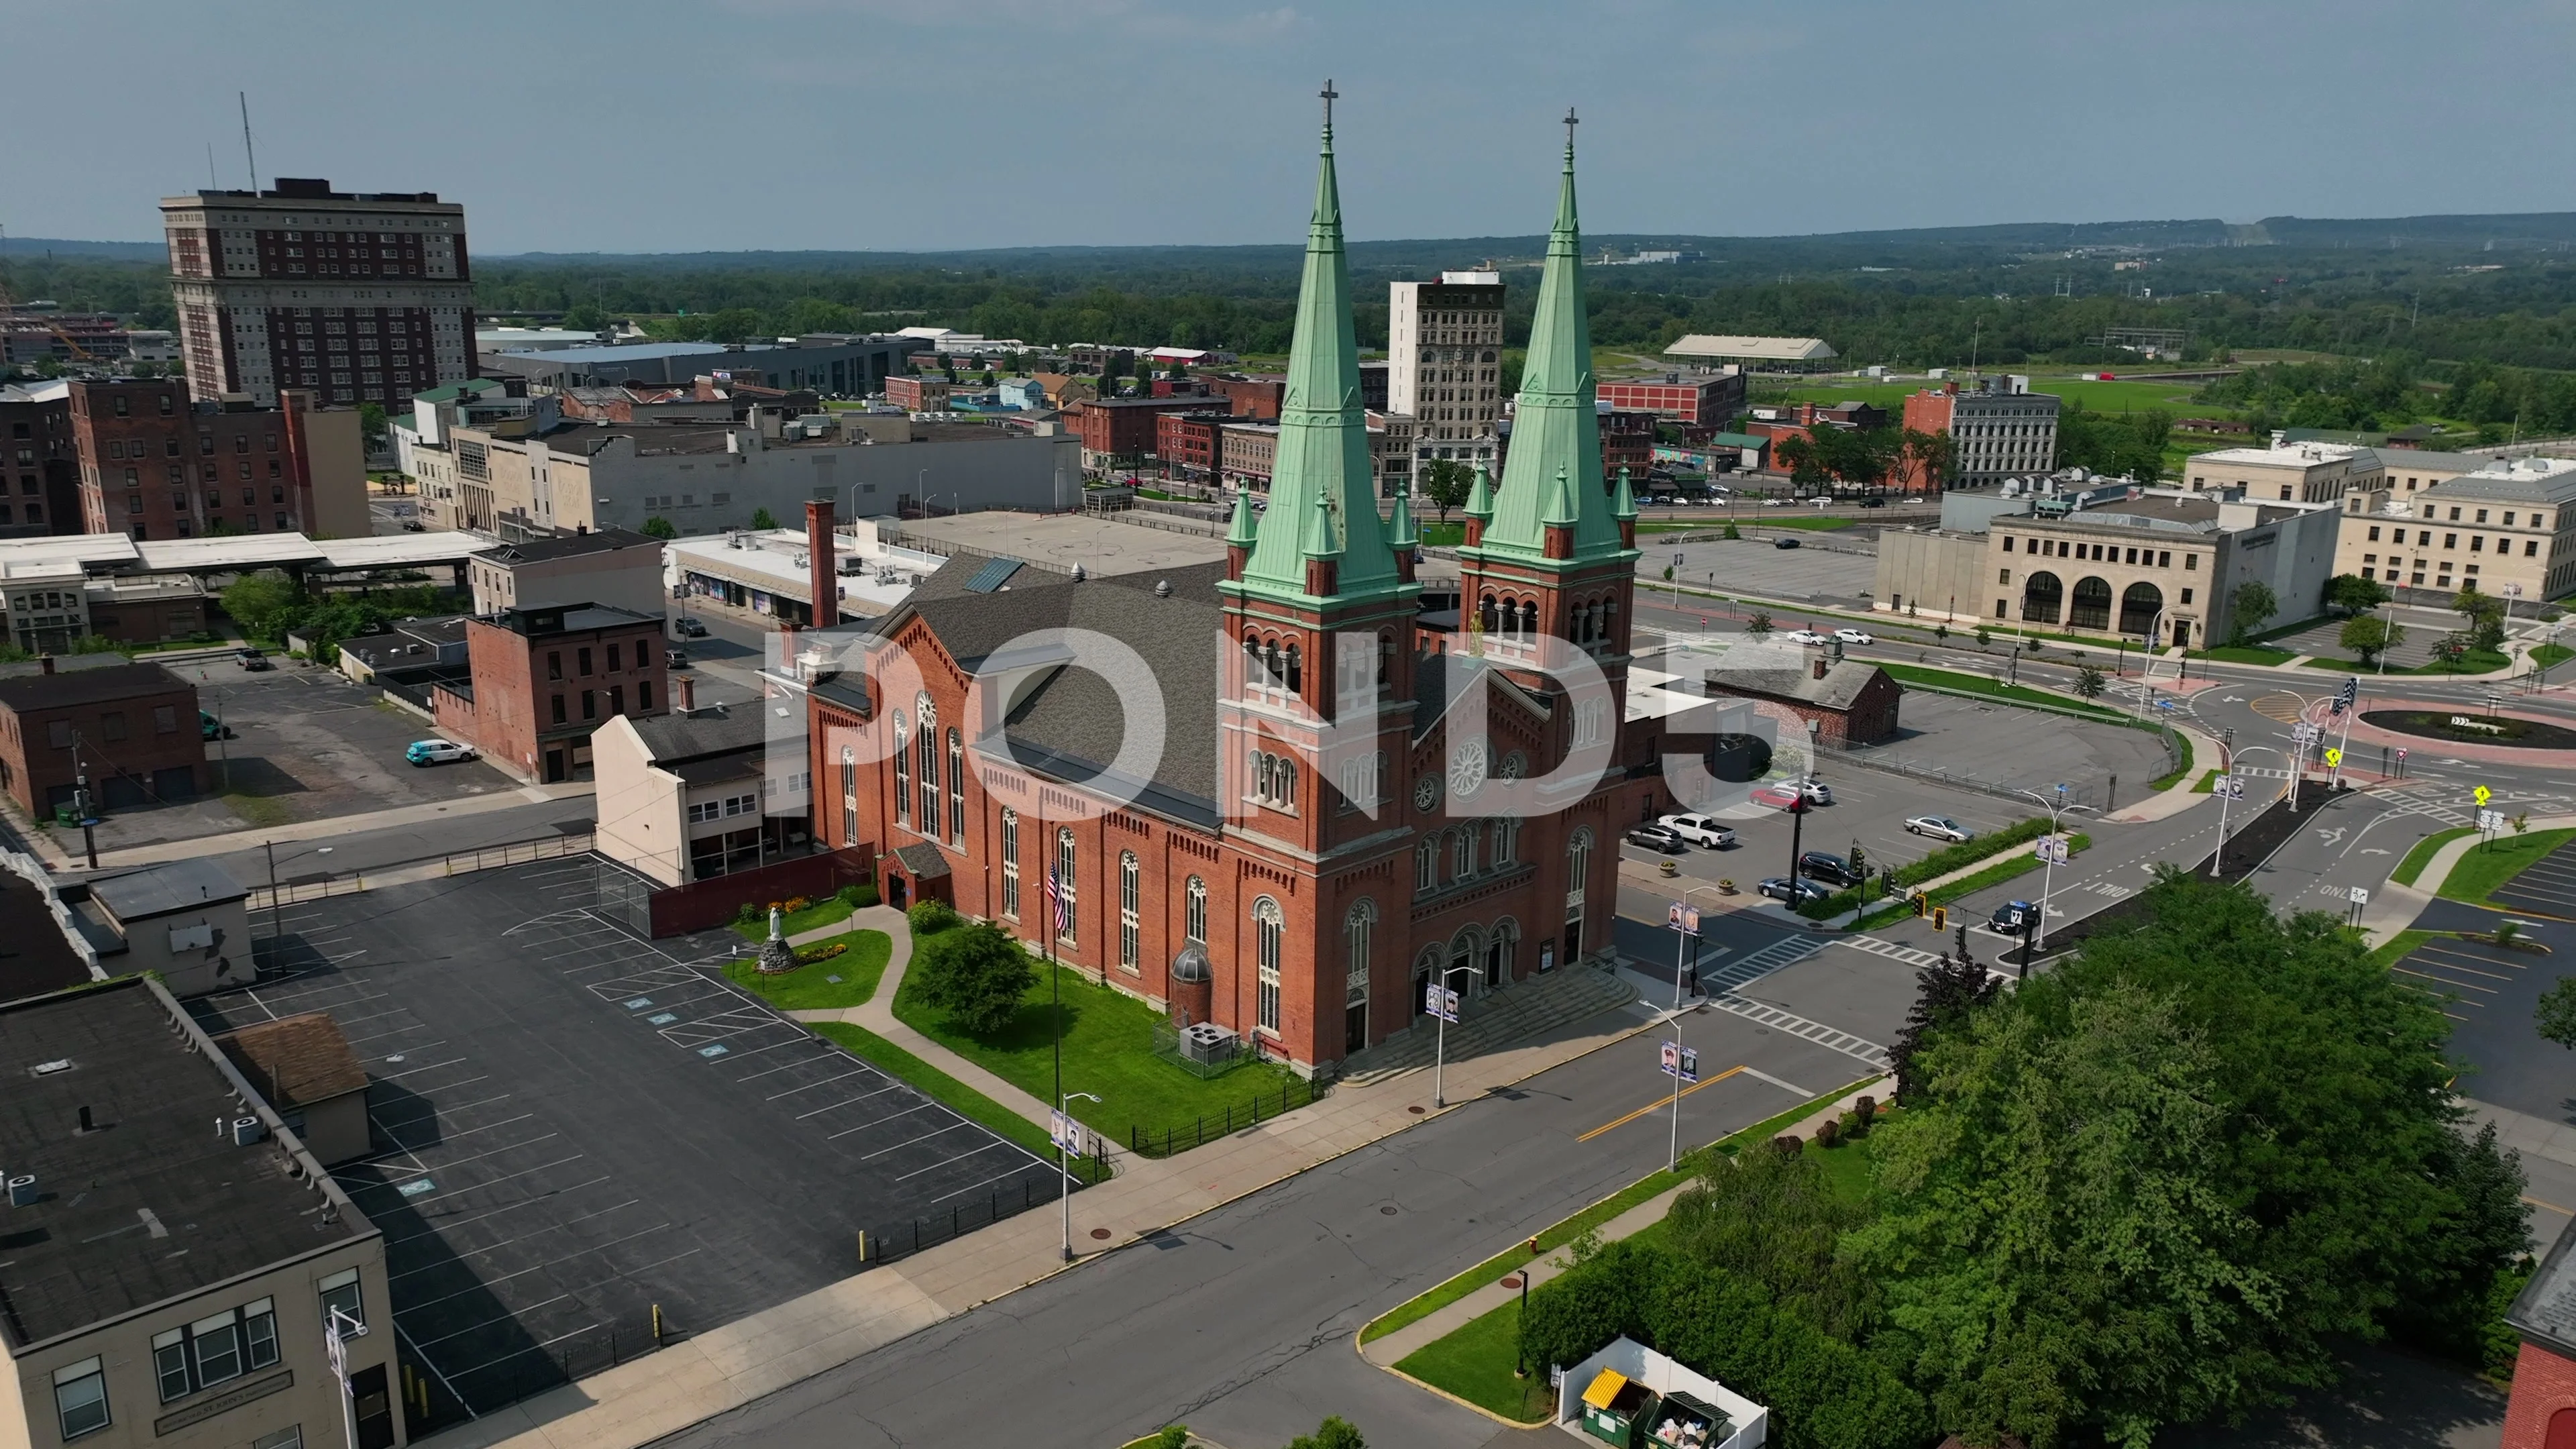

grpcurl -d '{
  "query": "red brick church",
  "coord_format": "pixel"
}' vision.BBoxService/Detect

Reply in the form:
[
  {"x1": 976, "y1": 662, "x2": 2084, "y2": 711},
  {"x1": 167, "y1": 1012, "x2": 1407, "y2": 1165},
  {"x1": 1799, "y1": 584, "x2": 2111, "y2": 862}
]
[{"x1": 802, "y1": 106, "x2": 1666, "y2": 1075}]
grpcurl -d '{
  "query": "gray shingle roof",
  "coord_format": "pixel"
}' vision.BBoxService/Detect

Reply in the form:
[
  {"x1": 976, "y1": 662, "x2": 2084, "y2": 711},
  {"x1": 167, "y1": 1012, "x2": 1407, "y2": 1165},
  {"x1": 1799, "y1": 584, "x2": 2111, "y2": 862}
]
[
  {"x1": 629, "y1": 707, "x2": 764, "y2": 764},
  {"x1": 1707, "y1": 660, "x2": 1888, "y2": 712}
]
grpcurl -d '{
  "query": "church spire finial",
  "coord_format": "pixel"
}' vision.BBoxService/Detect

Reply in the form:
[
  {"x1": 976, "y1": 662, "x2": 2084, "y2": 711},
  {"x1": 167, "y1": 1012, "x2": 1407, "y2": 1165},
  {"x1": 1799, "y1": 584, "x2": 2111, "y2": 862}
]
[
  {"x1": 1321, "y1": 80, "x2": 1339, "y2": 148},
  {"x1": 1563, "y1": 106, "x2": 1578, "y2": 164}
]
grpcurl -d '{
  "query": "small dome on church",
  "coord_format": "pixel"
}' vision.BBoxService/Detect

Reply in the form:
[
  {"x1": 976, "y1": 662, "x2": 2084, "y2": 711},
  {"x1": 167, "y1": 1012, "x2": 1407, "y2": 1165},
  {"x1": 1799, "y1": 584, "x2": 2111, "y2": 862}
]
[{"x1": 1170, "y1": 945, "x2": 1212, "y2": 983}]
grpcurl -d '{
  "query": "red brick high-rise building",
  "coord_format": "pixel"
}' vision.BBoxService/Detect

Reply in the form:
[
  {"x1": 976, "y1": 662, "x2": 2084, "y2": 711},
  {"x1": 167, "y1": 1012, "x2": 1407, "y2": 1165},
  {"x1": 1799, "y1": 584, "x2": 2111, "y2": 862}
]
[{"x1": 161, "y1": 178, "x2": 474, "y2": 410}]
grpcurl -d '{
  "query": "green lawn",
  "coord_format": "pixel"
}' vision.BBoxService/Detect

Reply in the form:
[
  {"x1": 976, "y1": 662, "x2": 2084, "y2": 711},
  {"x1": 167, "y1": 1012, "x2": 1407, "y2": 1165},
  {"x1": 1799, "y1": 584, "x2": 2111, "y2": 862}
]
[
  {"x1": 2300, "y1": 649, "x2": 2512, "y2": 676},
  {"x1": 2367, "y1": 929, "x2": 2434, "y2": 973},
  {"x1": 2393, "y1": 827, "x2": 2474, "y2": 887},
  {"x1": 1878, "y1": 661, "x2": 2132, "y2": 724},
  {"x1": 1360, "y1": 1078, "x2": 1874, "y2": 1344},
  {"x1": 2147, "y1": 732, "x2": 2196, "y2": 792},
  {"x1": 2438, "y1": 827, "x2": 2576, "y2": 904},
  {"x1": 2192, "y1": 768, "x2": 2222, "y2": 794},
  {"x1": 731, "y1": 895, "x2": 861, "y2": 943},
  {"x1": 808, "y1": 1021, "x2": 1106, "y2": 1183},
  {"x1": 894, "y1": 960, "x2": 1304, "y2": 1150},
  {"x1": 1748, "y1": 514, "x2": 1856, "y2": 531},
  {"x1": 1419, "y1": 521, "x2": 1466, "y2": 547},
  {"x1": 722, "y1": 930, "x2": 893, "y2": 1010},
  {"x1": 1395, "y1": 1299, "x2": 1553, "y2": 1423},
  {"x1": 2532, "y1": 643, "x2": 2576, "y2": 671}
]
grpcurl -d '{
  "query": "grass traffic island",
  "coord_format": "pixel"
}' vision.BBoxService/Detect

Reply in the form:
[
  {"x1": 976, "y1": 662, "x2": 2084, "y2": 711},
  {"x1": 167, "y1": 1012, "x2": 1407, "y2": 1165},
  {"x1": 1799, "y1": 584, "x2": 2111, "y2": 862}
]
[
  {"x1": 1848, "y1": 833, "x2": 2092, "y2": 931},
  {"x1": 894, "y1": 956, "x2": 1306, "y2": 1152},
  {"x1": 2363, "y1": 708, "x2": 2576, "y2": 749},
  {"x1": 1875, "y1": 661, "x2": 2133, "y2": 726},
  {"x1": 2436, "y1": 826, "x2": 2576, "y2": 904},
  {"x1": 722, "y1": 929, "x2": 894, "y2": 1011}
]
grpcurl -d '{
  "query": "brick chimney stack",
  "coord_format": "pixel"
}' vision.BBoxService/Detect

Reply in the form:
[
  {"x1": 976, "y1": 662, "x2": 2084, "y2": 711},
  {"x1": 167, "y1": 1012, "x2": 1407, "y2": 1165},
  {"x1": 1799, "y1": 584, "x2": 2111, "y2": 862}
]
[
  {"x1": 676, "y1": 674, "x2": 696, "y2": 713},
  {"x1": 806, "y1": 499, "x2": 836, "y2": 629}
]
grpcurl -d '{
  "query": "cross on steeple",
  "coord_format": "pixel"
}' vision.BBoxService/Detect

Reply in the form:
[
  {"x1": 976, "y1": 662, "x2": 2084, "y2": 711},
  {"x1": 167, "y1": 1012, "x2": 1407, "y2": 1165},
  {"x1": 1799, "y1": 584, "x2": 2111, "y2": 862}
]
[
  {"x1": 1321, "y1": 80, "x2": 1338, "y2": 134},
  {"x1": 1564, "y1": 106, "x2": 1578, "y2": 150}
]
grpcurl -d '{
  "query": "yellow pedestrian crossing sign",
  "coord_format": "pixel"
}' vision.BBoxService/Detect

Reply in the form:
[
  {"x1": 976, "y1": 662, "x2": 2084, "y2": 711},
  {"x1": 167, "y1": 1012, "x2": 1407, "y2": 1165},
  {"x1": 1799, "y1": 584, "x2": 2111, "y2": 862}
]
[
  {"x1": 2475, "y1": 785, "x2": 2493, "y2": 807},
  {"x1": 2323, "y1": 747, "x2": 2341, "y2": 768}
]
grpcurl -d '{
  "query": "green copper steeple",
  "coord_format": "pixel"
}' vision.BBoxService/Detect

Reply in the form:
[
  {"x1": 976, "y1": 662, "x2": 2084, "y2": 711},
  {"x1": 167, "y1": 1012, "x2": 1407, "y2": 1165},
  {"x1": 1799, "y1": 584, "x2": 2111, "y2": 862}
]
[
  {"x1": 1226, "y1": 482, "x2": 1259, "y2": 549},
  {"x1": 1233, "y1": 84, "x2": 1401, "y2": 603},
  {"x1": 1473, "y1": 111, "x2": 1627, "y2": 565},
  {"x1": 1385, "y1": 484, "x2": 1417, "y2": 551}
]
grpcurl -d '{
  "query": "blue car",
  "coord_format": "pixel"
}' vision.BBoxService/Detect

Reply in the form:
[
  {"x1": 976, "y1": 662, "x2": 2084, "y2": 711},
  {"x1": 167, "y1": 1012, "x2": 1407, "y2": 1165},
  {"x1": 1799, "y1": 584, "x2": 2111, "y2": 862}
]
[{"x1": 405, "y1": 739, "x2": 477, "y2": 767}]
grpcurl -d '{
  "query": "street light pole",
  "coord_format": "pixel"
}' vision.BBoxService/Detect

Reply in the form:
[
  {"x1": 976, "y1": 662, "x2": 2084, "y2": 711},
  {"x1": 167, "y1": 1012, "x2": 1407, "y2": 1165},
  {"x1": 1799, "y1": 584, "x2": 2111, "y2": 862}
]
[
  {"x1": 1058, "y1": 1089, "x2": 1099, "y2": 1263},
  {"x1": 1663, "y1": 903, "x2": 1699, "y2": 1171},
  {"x1": 2015, "y1": 785, "x2": 2093, "y2": 957}
]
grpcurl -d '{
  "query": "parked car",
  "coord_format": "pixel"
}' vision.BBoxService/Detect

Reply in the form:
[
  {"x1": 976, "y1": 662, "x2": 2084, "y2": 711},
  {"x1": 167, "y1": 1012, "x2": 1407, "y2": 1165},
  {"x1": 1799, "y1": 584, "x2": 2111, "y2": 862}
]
[
  {"x1": 673, "y1": 617, "x2": 709, "y2": 639},
  {"x1": 1990, "y1": 899, "x2": 2045, "y2": 934},
  {"x1": 199, "y1": 710, "x2": 232, "y2": 742},
  {"x1": 666, "y1": 648, "x2": 691, "y2": 669},
  {"x1": 1757, "y1": 876, "x2": 1833, "y2": 907},
  {"x1": 1905, "y1": 814, "x2": 1974, "y2": 843},
  {"x1": 1796, "y1": 777, "x2": 1835, "y2": 805},
  {"x1": 1859, "y1": 496, "x2": 1886, "y2": 508},
  {"x1": 234, "y1": 647, "x2": 272, "y2": 671},
  {"x1": 1624, "y1": 823, "x2": 1691, "y2": 855},
  {"x1": 1750, "y1": 782, "x2": 1805, "y2": 810},
  {"x1": 1831, "y1": 627, "x2": 1874, "y2": 645},
  {"x1": 401, "y1": 519, "x2": 427, "y2": 532},
  {"x1": 1658, "y1": 813, "x2": 1738, "y2": 849},
  {"x1": 1799, "y1": 851, "x2": 1862, "y2": 888},
  {"x1": 1772, "y1": 536, "x2": 1801, "y2": 549},
  {"x1": 1782, "y1": 629, "x2": 1829, "y2": 646},
  {"x1": 405, "y1": 739, "x2": 478, "y2": 767},
  {"x1": 1761, "y1": 497, "x2": 1788, "y2": 508}
]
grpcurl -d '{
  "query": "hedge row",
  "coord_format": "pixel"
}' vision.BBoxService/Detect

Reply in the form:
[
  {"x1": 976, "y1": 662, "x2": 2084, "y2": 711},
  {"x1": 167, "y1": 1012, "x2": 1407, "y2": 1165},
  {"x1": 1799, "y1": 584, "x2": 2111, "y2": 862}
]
[{"x1": 1520, "y1": 1240, "x2": 1929, "y2": 1449}]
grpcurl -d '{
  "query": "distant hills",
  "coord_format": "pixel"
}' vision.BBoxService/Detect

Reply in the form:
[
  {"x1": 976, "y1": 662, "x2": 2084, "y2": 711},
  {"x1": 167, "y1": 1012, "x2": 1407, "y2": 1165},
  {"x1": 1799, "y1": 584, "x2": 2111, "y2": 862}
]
[{"x1": 9, "y1": 211, "x2": 2572, "y2": 272}]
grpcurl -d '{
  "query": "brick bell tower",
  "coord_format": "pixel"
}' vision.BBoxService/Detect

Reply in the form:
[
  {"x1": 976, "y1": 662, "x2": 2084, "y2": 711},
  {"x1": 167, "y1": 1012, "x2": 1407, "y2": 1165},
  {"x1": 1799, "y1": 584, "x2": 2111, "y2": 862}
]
[{"x1": 1215, "y1": 83, "x2": 1424, "y2": 1069}]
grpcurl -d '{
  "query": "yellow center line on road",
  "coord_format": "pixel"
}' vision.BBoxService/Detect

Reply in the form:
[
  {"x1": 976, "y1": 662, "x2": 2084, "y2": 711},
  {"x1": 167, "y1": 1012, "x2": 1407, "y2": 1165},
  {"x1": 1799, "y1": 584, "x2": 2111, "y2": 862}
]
[
  {"x1": 1576, "y1": 1065, "x2": 1750, "y2": 1143},
  {"x1": 2526, "y1": 1194, "x2": 2575, "y2": 1218}
]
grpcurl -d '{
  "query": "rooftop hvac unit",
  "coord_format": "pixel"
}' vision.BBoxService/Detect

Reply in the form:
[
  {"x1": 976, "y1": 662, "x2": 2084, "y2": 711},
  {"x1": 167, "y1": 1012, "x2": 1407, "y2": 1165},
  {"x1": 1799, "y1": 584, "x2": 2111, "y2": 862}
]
[
  {"x1": 231, "y1": 1116, "x2": 267, "y2": 1146},
  {"x1": 1180, "y1": 1021, "x2": 1238, "y2": 1064},
  {"x1": 7, "y1": 1174, "x2": 35, "y2": 1207}
]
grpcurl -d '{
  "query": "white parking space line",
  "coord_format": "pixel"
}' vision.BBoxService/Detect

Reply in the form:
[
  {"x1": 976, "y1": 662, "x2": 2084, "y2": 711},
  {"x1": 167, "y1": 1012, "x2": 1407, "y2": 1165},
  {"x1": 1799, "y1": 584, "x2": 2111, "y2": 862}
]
[
  {"x1": 794, "y1": 1085, "x2": 905, "y2": 1120},
  {"x1": 386, "y1": 1199, "x2": 650, "y2": 1281},
  {"x1": 376, "y1": 1177, "x2": 618, "y2": 1247},
  {"x1": 896, "y1": 1138, "x2": 1011, "y2": 1181},
  {"x1": 830, "y1": 1101, "x2": 936, "y2": 1140}
]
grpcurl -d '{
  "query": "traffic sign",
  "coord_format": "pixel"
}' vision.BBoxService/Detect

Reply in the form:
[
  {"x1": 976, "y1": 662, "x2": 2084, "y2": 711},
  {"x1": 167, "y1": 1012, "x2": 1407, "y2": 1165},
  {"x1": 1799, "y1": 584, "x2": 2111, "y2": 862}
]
[
  {"x1": 2323, "y1": 747, "x2": 2343, "y2": 768},
  {"x1": 2475, "y1": 784, "x2": 2494, "y2": 807},
  {"x1": 2348, "y1": 885, "x2": 2371, "y2": 905},
  {"x1": 2396, "y1": 747, "x2": 2408, "y2": 760},
  {"x1": 2292, "y1": 722, "x2": 2321, "y2": 744},
  {"x1": 2480, "y1": 809, "x2": 2508, "y2": 833},
  {"x1": 1426, "y1": 983, "x2": 1460, "y2": 1023}
]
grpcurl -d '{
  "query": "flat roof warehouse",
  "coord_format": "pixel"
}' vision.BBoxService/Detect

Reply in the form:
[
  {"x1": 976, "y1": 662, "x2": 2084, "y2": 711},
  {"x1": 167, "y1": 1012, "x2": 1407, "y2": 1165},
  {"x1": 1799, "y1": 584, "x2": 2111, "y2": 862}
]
[{"x1": 0, "y1": 977, "x2": 373, "y2": 1348}]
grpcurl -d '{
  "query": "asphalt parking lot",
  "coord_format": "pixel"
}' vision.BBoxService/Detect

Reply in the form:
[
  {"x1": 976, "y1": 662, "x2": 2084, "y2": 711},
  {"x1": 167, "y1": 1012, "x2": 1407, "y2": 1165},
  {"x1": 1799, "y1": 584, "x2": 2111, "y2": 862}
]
[
  {"x1": 2488, "y1": 835, "x2": 2576, "y2": 918},
  {"x1": 1637, "y1": 534, "x2": 1879, "y2": 604},
  {"x1": 92, "y1": 658, "x2": 521, "y2": 851},
  {"x1": 2388, "y1": 904, "x2": 2572, "y2": 1123},
  {"x1": 184, "y1": 859, "x2": 1058, "y2": 1422}
]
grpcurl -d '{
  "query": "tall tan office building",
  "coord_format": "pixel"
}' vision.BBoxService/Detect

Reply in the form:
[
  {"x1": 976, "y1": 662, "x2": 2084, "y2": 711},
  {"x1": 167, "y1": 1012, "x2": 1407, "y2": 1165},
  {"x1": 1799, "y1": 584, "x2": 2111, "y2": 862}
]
[
  {"x1": 1389, "y1": 272, "x2": 1505, "y2": 468},
  {"x1": 162, "y1": 179, "x2": 475, "y2": 411}
]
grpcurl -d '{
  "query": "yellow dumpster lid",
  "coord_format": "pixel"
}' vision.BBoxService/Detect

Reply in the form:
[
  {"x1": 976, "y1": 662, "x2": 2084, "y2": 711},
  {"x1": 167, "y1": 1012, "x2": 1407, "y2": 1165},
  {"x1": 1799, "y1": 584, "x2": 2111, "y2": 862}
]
[{"x1": 1582, "y1": 1368, "x2": 1629, "y2": 1411}]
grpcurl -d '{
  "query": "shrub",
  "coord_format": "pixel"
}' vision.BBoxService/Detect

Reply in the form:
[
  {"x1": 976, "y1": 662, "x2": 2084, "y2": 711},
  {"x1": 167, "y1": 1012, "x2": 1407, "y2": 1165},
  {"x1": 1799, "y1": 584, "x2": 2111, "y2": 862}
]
[
  {"x1": 734, "y1": 902, "x2": 759, "y2": 926},
  {"x1": 1519, "y1": 1242, "x2": 1930, "y2": 1449},
  {"x1": 836, "y1": 881, "x2": 878, "y2": 909},
  {"x1": 906, "y1": 899, "x2": 960, "y2": 936},
  {"x1": 908, "y1": 920, "x2": 1034, "y2": 1034},
  {"x1": 1814, "y1": 1118, "x2": 1840, "y2": 1148}
]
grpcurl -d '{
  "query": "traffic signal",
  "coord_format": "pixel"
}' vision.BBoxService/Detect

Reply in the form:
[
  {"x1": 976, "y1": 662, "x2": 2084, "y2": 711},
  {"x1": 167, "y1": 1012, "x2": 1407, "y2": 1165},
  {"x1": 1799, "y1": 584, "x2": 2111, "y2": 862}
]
[
  {"x1": 1931, "y1": 906, "x2": 1948, "y2": 932},
  {"x1": 2335, "y1": 676, "x2": 2358, "y2": 714},
  {"x1": 1911, "y1": 892, "x2": 1929, "y2": 918}
]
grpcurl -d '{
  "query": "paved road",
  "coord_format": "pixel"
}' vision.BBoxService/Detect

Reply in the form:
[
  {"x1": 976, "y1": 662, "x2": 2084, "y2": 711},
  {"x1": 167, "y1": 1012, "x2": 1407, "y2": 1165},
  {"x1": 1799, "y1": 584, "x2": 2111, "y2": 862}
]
[
  {"x1": 199, "y1": 794, "x2": 597, "y2": 886},
  {"x1": 657, "y1": 1006, "x2": 1874, "y2": 1449}
]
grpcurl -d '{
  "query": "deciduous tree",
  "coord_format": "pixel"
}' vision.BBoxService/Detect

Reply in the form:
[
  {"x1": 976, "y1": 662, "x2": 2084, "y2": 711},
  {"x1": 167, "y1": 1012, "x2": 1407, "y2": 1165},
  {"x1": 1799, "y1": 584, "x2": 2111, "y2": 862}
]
[{"x1": 908, "y1": 921, "x2": 1035, "y2": 1035}]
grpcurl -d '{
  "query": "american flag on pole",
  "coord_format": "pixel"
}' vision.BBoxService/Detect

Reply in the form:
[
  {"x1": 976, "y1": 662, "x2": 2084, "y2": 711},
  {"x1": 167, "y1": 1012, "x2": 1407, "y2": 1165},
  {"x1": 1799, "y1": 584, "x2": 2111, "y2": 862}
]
[{"x1": 1044, "y1": 864, "x2": 1069, "y2": 936}]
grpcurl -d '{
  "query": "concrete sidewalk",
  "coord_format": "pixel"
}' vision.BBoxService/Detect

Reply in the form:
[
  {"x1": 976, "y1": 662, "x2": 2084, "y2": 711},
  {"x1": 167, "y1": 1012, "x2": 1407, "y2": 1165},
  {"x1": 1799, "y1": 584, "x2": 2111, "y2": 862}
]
[
  {"x1": 2355, "y1": 812, "x2": 2576, "y2": 945},
  {"x1": 1358, "y1": 1073, "x2": 1889, "y2": 1371},
  {"x1": 82, "y1": 781, "x2": 596, "y2": 871},
  {"x1": 430, "y1": 922, "x2": 1672, "y2": 1449}
]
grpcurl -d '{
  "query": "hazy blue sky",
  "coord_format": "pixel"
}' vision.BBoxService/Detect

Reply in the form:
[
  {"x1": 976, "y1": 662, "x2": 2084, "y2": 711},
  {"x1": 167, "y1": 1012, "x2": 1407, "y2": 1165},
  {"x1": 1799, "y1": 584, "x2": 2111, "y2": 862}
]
[{"x1": 7, "y1": 0, "x2": 2573, "y2": 254}]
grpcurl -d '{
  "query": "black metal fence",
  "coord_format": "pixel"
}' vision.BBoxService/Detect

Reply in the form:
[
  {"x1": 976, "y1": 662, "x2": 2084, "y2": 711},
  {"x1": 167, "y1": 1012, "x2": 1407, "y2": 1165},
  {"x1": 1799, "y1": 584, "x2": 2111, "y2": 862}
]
[
  {"x1": 401, "y1": 1310, "x2": 672, "y2": 1435},
  {"x1": 1125, "y1": 1076, "x2": 1325, "y2": 1159},
  {"x1": 855, "y1": 1171, "x2": 1097, "y2": 1268}
]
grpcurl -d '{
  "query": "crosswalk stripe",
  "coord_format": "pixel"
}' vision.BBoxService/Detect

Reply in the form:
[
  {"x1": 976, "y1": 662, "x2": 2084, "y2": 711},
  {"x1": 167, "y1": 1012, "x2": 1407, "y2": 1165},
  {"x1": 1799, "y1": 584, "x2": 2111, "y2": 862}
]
[
  {"x1": 1843, "y1": 934, "x2": 1943, "y2": 968},
  {"x1": 1703, "y1": 996, "x2": 1892, "y2": 1069}
]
